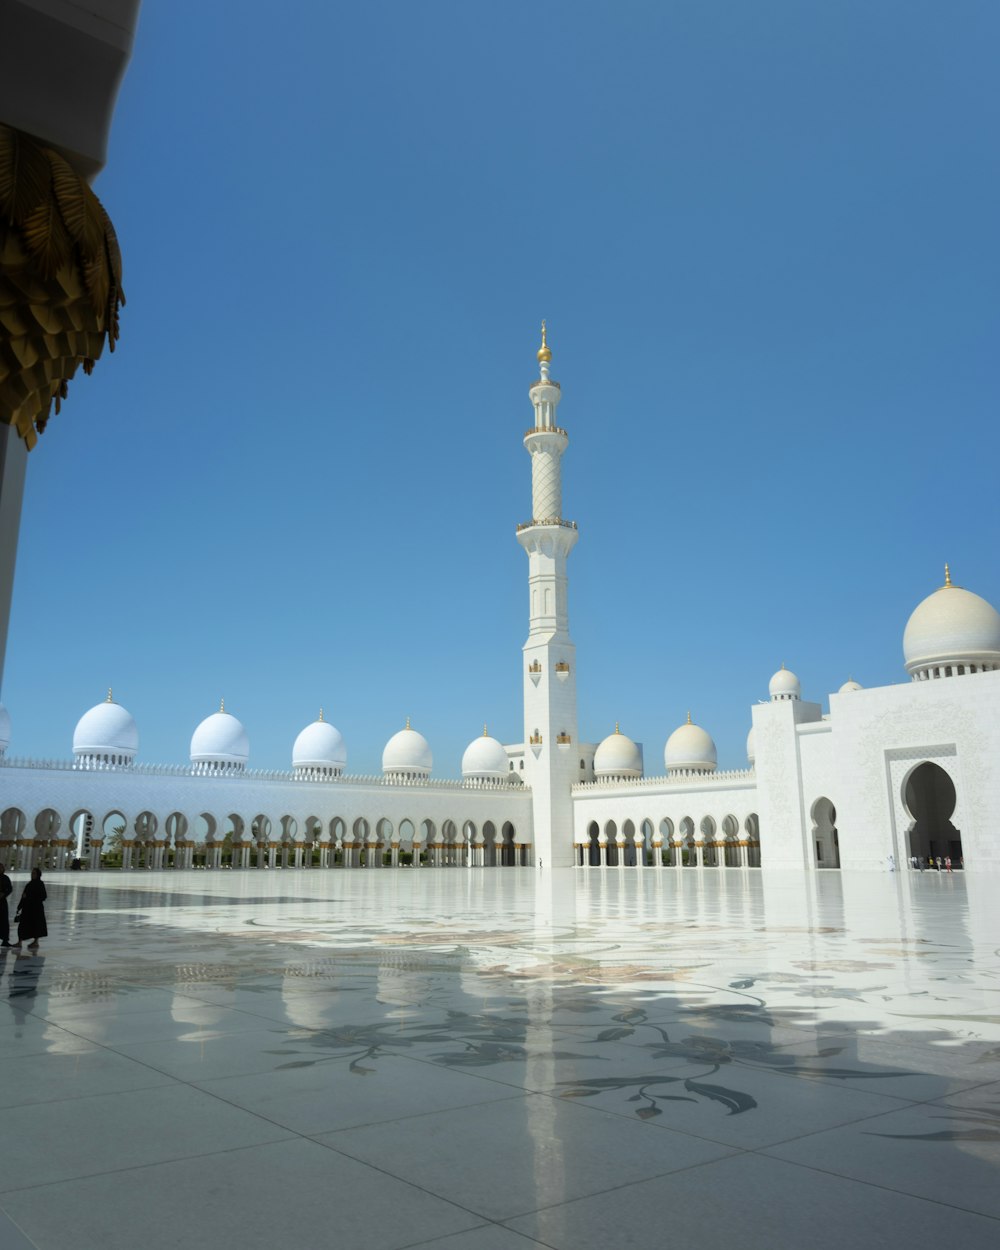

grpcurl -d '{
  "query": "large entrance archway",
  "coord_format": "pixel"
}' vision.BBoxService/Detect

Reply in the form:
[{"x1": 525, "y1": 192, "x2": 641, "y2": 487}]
[{"x1": 904, "y1": 761, "x2": 961, "y2": 865}]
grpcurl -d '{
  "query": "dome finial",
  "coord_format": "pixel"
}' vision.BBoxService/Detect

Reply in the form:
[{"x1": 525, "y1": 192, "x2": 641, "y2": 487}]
[
  {"x1": 220, "y1": 697, "x2": 225, "y2": 714},
  {"x1": 615, "y1": 721, "x2": 620, "y2": 734},
  {"x1": 318, "y1": 707, "x2": 324, "y2": 722},
  {"x1": 686, "y1": 710, "x2": 692, "y2": 725},
  {"x1": 483, "y1": 722, "x2": 488, "y2": 737},
  {"x1": 537, "y1": 319, "x2": 552, "y2": 364},
  {"x1": 944, "y1": 563, "x2": 953, "y2": 588},
  {"x1": 106, "y1": 686, "x2": 113, "y2": 703},
  {"x1": 405, "y1": 715, "x2": 411, "y2": 730}
]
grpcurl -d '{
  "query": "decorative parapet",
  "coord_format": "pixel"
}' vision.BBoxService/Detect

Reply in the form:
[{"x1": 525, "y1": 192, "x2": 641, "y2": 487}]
[
  {"x1": 573, "y1": 768, "x2": 756, "y2": 795},
  {"x1": 523, "y1": 425, "x2": 566, "y2": 437},
  {"x1": 554, "y1": 662, "x2": 570, "y2": 673},
  {"x1": 0, "y1": 756, "x2": 530, "y2": 792},
  {"x1": 529, "y1": 733, "x2": 543, "y2": 745},
  {"x1": 556, "y1": 733, "x2": 572, "y2": 744},
  {"x1": 516, "y1": 518, "x2": 578, "y2": 532},
  {"x1": 528, "y1": 660, "x2": 542, "y2": 673}
]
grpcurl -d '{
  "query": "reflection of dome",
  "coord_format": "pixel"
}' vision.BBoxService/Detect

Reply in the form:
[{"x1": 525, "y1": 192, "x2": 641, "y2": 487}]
[
  {"x1": 769, "y1": 665, "x2": 801, "y2": 701},
  {"x1": 903, "y1": 567, "x2": 1000, "y2": 680},
  {"x1": 593, "y1": 725, "x2": 642, "y2": 779},
  {"x1": 0, "y1": 703, "x2": 9, "y2": 756},
  {"x1": 462, "y1": 728, "x2": 508, "y2": 782},
  {"x1": 664, "y1": 715, "x2": 717, "y2": 774},
  {"x1": 293, "y1": 712, "x2": 346, "y2": 778},
  {"x1": 73, "y1": 691, "x2": 138, "y2": 765},
  {"x1": 382, "y1": 720, "x2": 432, "y2": 779},
  {"x1": 746, "y1": 727, "x2": 755, "y2": 765},
  {"x1": 839, "y1": 678, "x2": 863, "y2": 693},
  {"x1": 190, "y1": 702, "x2": 249, "y2": 772}
]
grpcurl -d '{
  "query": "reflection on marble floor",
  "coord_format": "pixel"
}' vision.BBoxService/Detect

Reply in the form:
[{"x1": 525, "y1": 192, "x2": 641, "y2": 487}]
[{"x1": 0, "y1": 869, "x2": 998, "y2": 1249}]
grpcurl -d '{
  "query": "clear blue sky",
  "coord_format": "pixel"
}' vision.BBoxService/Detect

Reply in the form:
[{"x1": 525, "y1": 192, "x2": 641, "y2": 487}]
[{"x1": 5, "y1": 0, "x2": 998, "y2": 774}]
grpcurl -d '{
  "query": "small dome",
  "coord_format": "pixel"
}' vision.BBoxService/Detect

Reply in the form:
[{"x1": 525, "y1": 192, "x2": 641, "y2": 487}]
[
  {"x1": 664, "y1": 715, "x2": 717, "y2": 774},
  {"x1": 746, "y1": 726, "x2": 755, "y2": 765},
  {"x1": 190, "y1": 703, "x2": 249, "y2": 770},
  {"x1": 769, "y1": 665, "x2": 801, "y2": 701},
  {"x1": 382, "y1": 721, "x2": 432, "y2": 778},
  {"x1": 0, "y1": 703, "x2": 10, "y2": 754},
  {"x1": 293, "y1": 712, "x2": 346, "y2": 775},
  {"x1": 593, "y1": 725, "x2": 642, "y2": 779},
  {"x1": 903, "y1": 567, "x2": 1000, "y2": 679},
  {"x1": 73, "y1": 692, "x2": 138, "y2": 762},
  {"x1": 462, "y1": 729, "x2": 509, "y2": 781},
  {"x1": 838, "y1": 678, "x2": 863, "y2": 694}
]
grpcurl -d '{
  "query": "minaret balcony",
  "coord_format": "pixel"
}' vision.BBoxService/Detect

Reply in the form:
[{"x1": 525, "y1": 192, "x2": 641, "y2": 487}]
[
  {"x1": 528, "y1": 660, "x2": 542, "y2": 686},
  {"x1": 554, "y1": 662, "x2": 570, "y2": 681},
  {"x1": 516, "y1": 518, "x2": 578, "y2": 532},
  {"x1": 523, "y1": 426, "x2": 567, "y2": 438},
  {"x1": 556, "y1": 733, "x2": 572, "y2": 750}
]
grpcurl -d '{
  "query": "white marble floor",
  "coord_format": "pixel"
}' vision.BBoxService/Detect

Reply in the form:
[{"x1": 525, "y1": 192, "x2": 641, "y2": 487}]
[{"x1": 1, "y1": 867, "x2": 998, "y2": 1249}]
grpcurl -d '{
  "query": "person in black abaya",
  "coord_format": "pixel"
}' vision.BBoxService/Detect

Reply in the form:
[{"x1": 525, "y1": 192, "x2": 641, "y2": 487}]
[
  {"x1": 0, "y1": 862, "x2": 11, "y2": 947},
  {"x1": 13, "y1": 867, "x2": 47, "y2": 950}
]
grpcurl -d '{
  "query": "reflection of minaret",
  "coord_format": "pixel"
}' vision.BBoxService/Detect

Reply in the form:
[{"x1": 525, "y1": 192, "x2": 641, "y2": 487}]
[{"x1": 517, "y1": 324, "x2": 579, "y2": 867}]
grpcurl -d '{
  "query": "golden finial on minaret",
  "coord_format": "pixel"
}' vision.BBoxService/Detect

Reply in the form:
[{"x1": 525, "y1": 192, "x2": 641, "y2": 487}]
[
  {"x1": 220, "y1": 697, "x2": 225, "y2": 713},
  {"x1": 106, "y1": 687, "x2": 113, "y2": 703},
  {"x1": 537, "y1": 319, "x2": 552, "y2": 364},
  {"x1": 943, "y1": 563, "x2": 953, "y2": 588},
  {"x1": 318, "y1": 707, "x2": 324, "y2": 722}
]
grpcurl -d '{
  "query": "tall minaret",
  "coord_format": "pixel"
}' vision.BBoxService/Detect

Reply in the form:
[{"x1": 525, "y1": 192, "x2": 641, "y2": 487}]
[{"x1": 517, "y1": 323, "x2": 579, "y2": 867}]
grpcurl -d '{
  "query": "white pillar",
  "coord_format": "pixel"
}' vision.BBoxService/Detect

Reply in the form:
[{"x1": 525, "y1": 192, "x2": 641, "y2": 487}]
[{"x1": 0, "y1": 426, "x2": 27, "y2": 696}]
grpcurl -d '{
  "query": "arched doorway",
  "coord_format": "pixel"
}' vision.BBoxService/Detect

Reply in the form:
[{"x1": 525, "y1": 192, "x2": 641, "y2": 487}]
[
  {"x1": 904, "y1": 762, "x2": 961, "y2": 865},
  {"x1": 604, "y1": 820, "x2": 618, "y2": 867},
  {"x1": 587, "y1": 820, "x2": 600, "y2": 865},
  {"x1": 501, "y1": 821, "x2": 517, "y2": 866},
  {"x1": 811, "y1": 797, "x2": 840, "y2": 868}
]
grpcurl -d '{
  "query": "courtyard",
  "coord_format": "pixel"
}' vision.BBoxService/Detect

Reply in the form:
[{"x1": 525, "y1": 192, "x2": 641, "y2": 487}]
[{"x1": 0, "y1": 867, "x2": 998, "y2": 1249}]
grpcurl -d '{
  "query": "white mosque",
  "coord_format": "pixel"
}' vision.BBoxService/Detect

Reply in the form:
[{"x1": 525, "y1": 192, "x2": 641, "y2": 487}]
[{"x1": 1, "y1": 328, "x2": 999, "y2": 875}]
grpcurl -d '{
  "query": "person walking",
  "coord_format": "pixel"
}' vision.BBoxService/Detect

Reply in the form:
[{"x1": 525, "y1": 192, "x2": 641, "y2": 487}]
[
  {"x1": 12, "y1": 867, "x2": 47, "y2": 950},
  {"x1": 0, "y1": 863, "x2": 11, "y2": 947}
]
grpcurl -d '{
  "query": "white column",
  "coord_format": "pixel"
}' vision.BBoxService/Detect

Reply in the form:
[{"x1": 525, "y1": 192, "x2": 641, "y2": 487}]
[{"x1": 0, "y1": 426, "x2": 27, "y2": 696}]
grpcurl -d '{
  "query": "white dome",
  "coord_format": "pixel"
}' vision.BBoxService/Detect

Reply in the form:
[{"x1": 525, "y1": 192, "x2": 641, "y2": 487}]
[
  {"x1": 292, "y1": 714, "x2": 346, "y2": 774},
  {"x1": 73, "y1": 694, "x2": 138, "y2": 761},
  {"x1": 593, "y1": 726, "x2": 642, "y2": 778},
  {"x1": 903, "y1": 569, "x2": 1000, "y2": 679},
  {"x1": 461, "y1": 730, "x2": 509, "y2": 780},
  {"x1": 382, "y1": 722, "x2": 432, "y2": 777},
  {"x1": 0, "y1": 703, "x2": 10, "y2": 754},
  {"x1": 746, "y1": 726, "x2": 755, "y2": 765},
  {"x1": 190, "y1": 706, "x2": 249, "y2": 769},
  {"x1": 838, "y1": 678, "x2": 863, "y2": 694},
  {"x1": 769, "y1": 666, "x2": 801, "y2": 701},
  {"x1": 664, "y1": 717, "x2": 717, "y2": 774}
]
